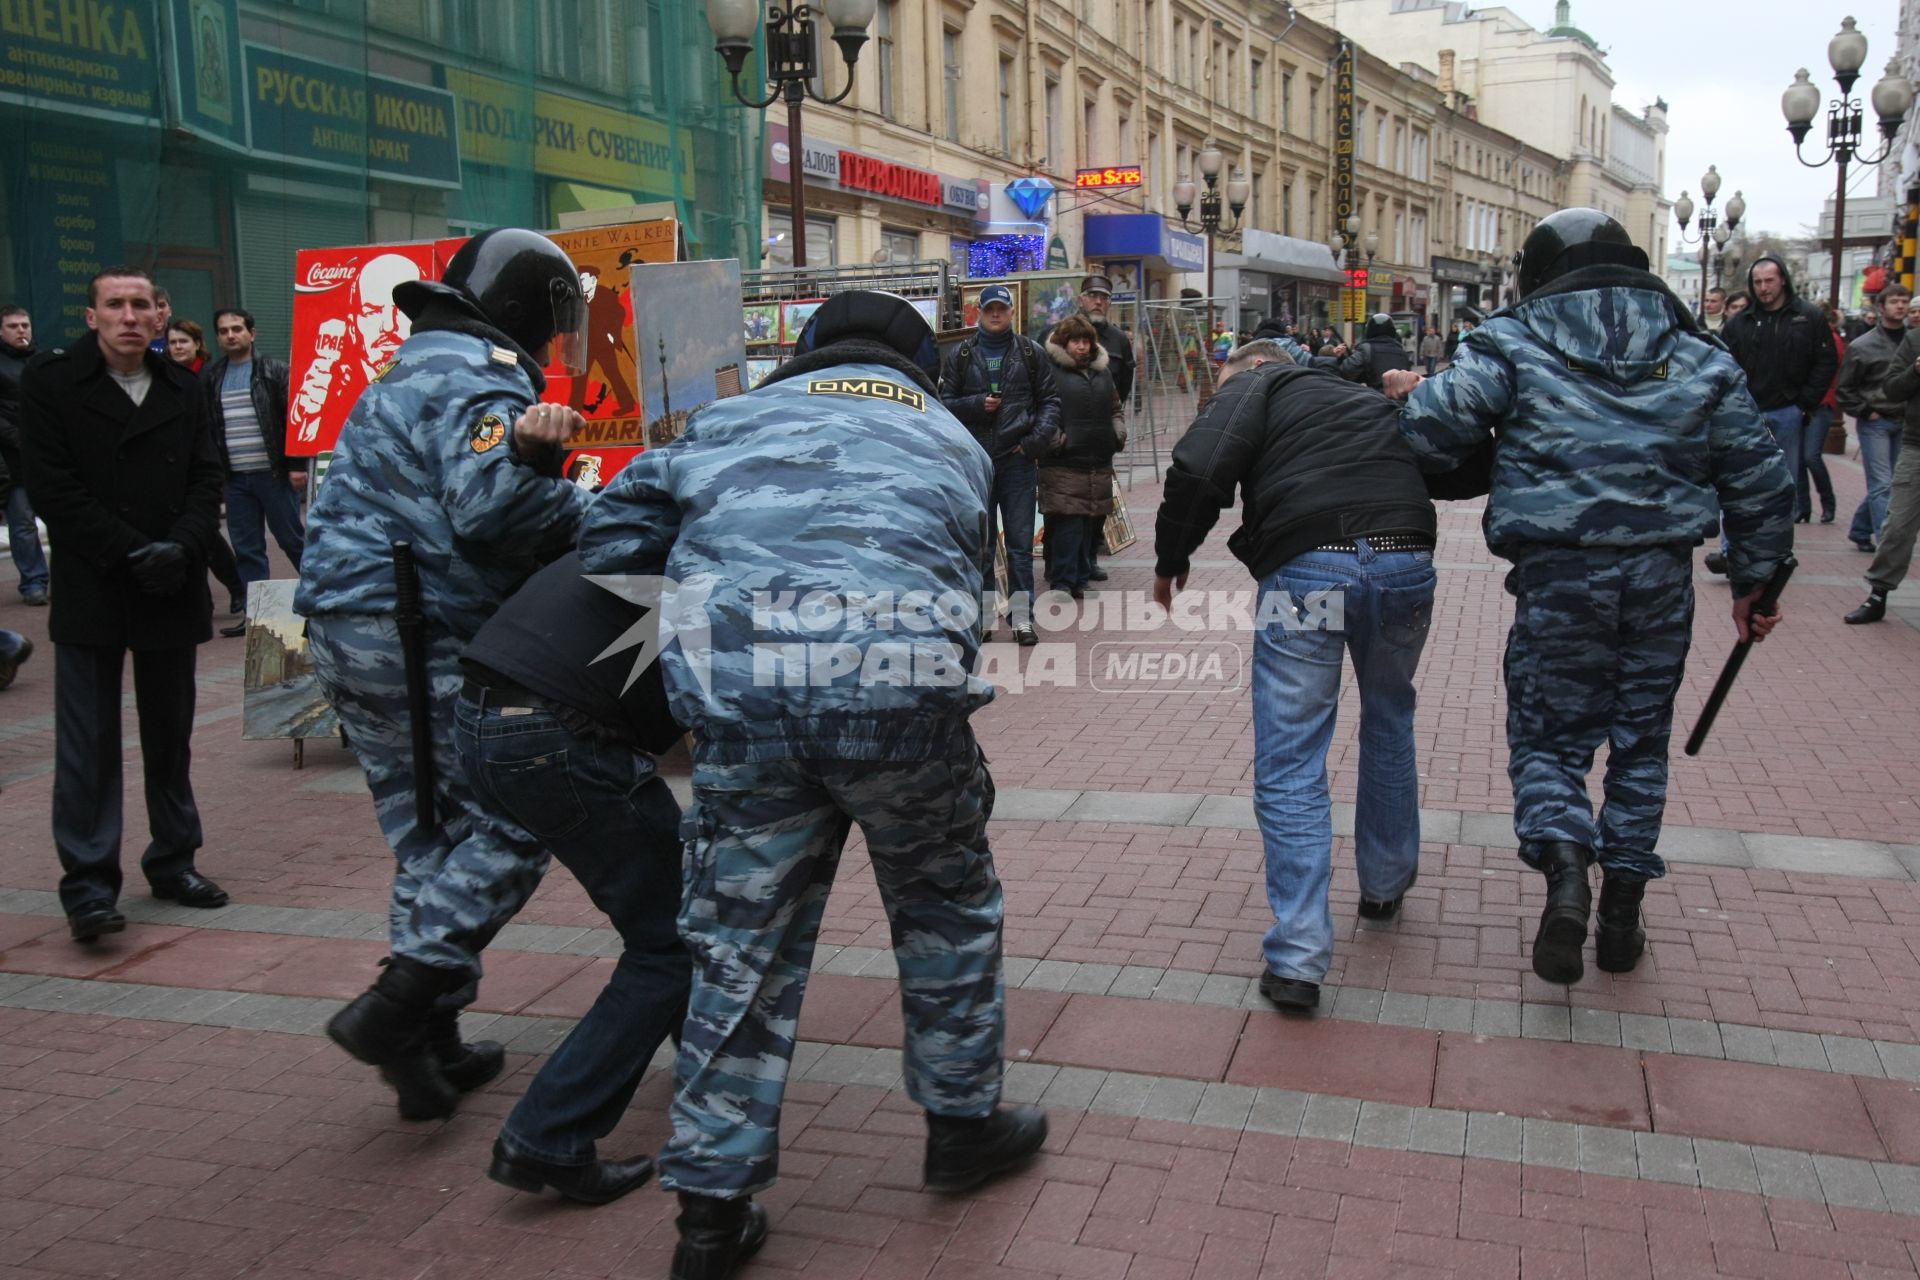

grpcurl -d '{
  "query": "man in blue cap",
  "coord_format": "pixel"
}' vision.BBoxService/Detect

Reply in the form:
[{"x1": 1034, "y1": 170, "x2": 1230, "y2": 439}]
[{"x1": 939, "y1": 282, "x2": 1059, "y2": 644}]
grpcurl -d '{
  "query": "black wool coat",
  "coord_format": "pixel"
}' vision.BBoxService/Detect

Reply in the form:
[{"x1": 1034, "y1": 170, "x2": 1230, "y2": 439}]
[{"x1": 19, "y1": 334, "x2": 225, "y2": 649}]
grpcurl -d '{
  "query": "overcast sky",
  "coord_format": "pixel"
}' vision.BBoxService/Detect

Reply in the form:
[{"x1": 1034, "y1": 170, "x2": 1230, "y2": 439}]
[{"x1": 1494, "y1": 1, "x2": 1901, "y2": 242}]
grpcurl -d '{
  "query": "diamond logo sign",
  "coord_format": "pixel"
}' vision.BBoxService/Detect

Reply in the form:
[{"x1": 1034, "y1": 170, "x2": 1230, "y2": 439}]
[{"x1": 1006, "y1": 177, "x2": 1056, "y2": 220}]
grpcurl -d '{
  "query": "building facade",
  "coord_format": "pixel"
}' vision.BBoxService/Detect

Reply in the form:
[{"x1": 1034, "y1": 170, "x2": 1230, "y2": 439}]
[{"x1": 0, "y1": 1, "x2": 759, "y2": 353}]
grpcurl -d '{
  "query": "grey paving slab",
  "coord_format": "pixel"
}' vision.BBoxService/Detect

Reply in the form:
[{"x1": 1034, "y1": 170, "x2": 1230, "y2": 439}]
[
  {"x1": 1876, "y1": 1040, "x2": 1920, "y2": 1083},
  {"x1": 1147, "y1": 969, "x2": 1208, "y2": 1003},
  {"x1": 1472, "y1": 998, "x2": 1521, "y2": 1039},
  {"x1": 802, "y1": 1045, "x2": 874, "y2": 1085},
  {"x1": 502, "y1": 1021, "x2": 570, "y2": 1055},
  {"x1": 1409, "y1": 1108, "x2": 1468, "y2": 1157},
  {"x1": 1456, "y1": 811, "x2": 1520, "y2": 848},
  {"x1": 1331, "y1": 985, "x2": 1383, "y2": 1024},
  {"x1": 1298, "y1": 1093, "x2": 1361, "y2": 1143},
  {"x1": 1354, "y1": 1101, "x2": 1415, "y2": 1151},
  {"x1": 1693, "y1": 1140, "x2": 1762, "y2": 1194},
  {"x1": 1245, "y1": 1088, "x2": 1308, "y2": 1137},
  {"x1": 1718, "y1": 1023, "x2": 1777, "y2": 1066},
  {"x1": 1001, "y1": 1063, "x2": 1059, "y2": 1106},
  {"x1": 1060, "y1": 791, "x2": 1203, "y2": 826},
  {"x1": 1416, "y1": 809, "x2": 1463, "y2": 845},
  {"x1": 14, "y1": 977, "x2": 148, "y2": 1016},
  {"x1": 1520, "y1": 1002, "x2": 1571, "y2": 1042},
  {"x1": 1001, "y1": 955, "x2": 1040, "y2": 987},
  {"x1": 1769, "y1": 1030, "x2": 1831, "y2": 1073},
  {"x1": 1752, "y1": 1147, "x2": 1826, "y2": 1203},
  {"x1": 1038, "y1": 1066, "x2": 1108, "y2": 1110},
  {"x1": 1089, "y1": 1072, "x2": 1157, "y2": 1118},
  {"x1": 1813, "y1": 1154, "x2": 1890, "y2": 1212},
  {"x1": 1576, "y1": 1126, "x2": 1639, "y2": 1180},
  {"x1": 1570, "y1": 1008, "x2": 1623, "y2": 1047},
  {"x1": 1192, "y1": 1083, "x2": 1258, "y2": 1131},
  {"x1": 1876, "y1": 1163, "x2": 1920, "y2": 1217},
  {"x1": 1619, "y1": 1014, "x2": 1675, "y2": 1054},
  {"x1": 1328, "y1": 802, "x2": 1356, "y2": 838},
  {"x1": 855, "y1": 950, "x2": 900, "y2": 980},
  {"x1": 1062, "y1": 963, "x2": 1123, "y2": 996},
  {"x1": 1667, "y1": 1018, "x2": 1725, "y2": 1059},
  {"x1": 1139, "y1": 1076, "x2": 1206, "y2": 1123},
  {"x1": 989, "y1": 788, "x2": 1083, "y2": 821},
  {"x1": 0, "y1": 972, "x2": 52, "y2": 1000},
  {"x1": 1522, "y1": 1118, "x2": 1579, "y2": 1171},
  {"x1": 1466, "y1": 1112, "x2": 1523, "y2": 1162},
  {"x1": 817, "y1": 946, "x2": 872, "y2": 977},
  {"x1": 1106, "y1": 966, "x2": 1164, "y2": 999},
  {"x1": 96, "y1": 985, "x2": 246, "y2": 1024},
  {"x1": 1634, "y1": 1132, "x2": 1699, "y2": 1186},
  {"x1": 1743, "y1": 834, "x2": 1906, "y2": 879},
  {"x1": 1653, "y1": 826, "x2": 1753, "y2": 867},
  {"x1": 1377, "y1": 991, "x2": 1429, "y2": 1028},
  {"x1": 1023, "y1": 960, "x2": 1081, "y2": 992},
  {"x1": 1196, "y1": 974, "x2": 1253, "y2": 1007},
  {"x1": 1423, "y1": 996, "x2": 1476, "y2": 1033},
  {"x1": 1189, "y1": 794, "x2": 1258, "y2": 829},
  {"x1": 1893, "y1": 845, "x2": 1920, "y2": 883},
  {"x1": 849, "y1": 1048, "x2": 905, "y2": 1089},
  {"x1": 1823, "y1": 1036, "x2": 1886, "y2": 1078}
]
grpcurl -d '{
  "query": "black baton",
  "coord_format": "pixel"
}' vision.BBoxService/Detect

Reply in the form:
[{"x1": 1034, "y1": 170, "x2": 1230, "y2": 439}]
[
  {"x1": 1684, "y1": 555, "x2": 1796, "y2": 757},
  {"x1": 391, "y1": 540, "x2": 437, "y2": 829}
]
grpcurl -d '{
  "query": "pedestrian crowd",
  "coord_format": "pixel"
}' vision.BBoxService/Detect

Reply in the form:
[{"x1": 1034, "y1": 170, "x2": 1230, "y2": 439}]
[{"x1": 8, "y1": 206, "x2": 1920, "y2": 1280}]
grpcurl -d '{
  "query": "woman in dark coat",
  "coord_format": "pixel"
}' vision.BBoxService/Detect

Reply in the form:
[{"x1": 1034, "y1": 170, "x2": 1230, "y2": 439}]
[{"x1": 1038, "y1": 314, "x2": 1122, "y2": 597}]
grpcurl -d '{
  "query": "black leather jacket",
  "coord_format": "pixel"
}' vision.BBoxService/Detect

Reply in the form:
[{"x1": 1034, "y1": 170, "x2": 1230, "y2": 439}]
[{"x1": 201, "y1": 351, "x2": 306, "y2": 479}]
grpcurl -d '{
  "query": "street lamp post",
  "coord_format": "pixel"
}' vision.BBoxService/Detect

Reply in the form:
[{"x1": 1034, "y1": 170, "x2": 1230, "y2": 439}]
[
  {"x1": 1328, "y1": 214, "x2": 1363, "y2": 342},
  {"x1": 706, "y1": 0, "x2": 876, "y2": 271},
  {"x1": 1673, "y1": 169, "x2": 1744, "y2": 320},
  {"x1": 1174, "y1": 143, "x2": 1250, "y2": 347},
  {"x1": 1781, "y1": 16, "x2": 1913, "y2": 307}
]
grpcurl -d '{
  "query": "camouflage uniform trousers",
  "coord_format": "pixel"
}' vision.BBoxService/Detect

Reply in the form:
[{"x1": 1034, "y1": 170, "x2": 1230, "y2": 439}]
[
  {"x1": 308, "y1": 613, "x2": 551, "y2": 1006},
  {"x1": 1502, "y1": 544, "x2": 1694, "y2": 882},
  {"x1": 658, "y1": 736, "x2": 1004, "y2": 1198}
]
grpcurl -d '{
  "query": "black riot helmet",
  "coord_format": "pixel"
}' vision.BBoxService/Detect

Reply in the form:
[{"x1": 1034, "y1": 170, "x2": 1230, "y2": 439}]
[
  {"x1": 792, "y1": 289, "x2": 940, "y2": 381},
  {"x1": 1365, "y1": 313, "x2": 1398, "y2": 340},
  {"x1": 1516, "y1": 208, "x2": 1650, "y2": 300},
  {"x1": 433, "y1": 229, "x2": 589, "y2": 372}
]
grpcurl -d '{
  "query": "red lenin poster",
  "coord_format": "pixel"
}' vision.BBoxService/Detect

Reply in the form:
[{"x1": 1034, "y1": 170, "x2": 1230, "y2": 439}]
[{"x1": 285, "y1": 244, "x2": 435, "y2": 456}]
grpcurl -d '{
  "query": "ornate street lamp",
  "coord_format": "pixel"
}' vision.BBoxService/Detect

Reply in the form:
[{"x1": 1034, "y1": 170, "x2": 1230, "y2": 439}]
[
  {"x1": 707, "y1": 0, "x2": 876, "y2": 268},
  {"x1": 1674, "y1": 166, "x2": 1743, "y2": 319},
  {"x1": 1173, "y1": 142, "x2": 1250, "y2": 344},
  {"x1": 1781, "y1": 17, "x2": 1913, "y2": 306}
]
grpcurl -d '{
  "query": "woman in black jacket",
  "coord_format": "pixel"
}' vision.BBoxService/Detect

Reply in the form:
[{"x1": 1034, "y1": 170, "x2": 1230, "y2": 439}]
[{"x1": 1038, "y1": 315, "x2": 1122, "y2": 596}]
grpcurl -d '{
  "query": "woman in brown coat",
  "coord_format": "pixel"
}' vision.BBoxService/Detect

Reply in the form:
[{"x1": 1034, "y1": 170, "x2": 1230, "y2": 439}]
[{"x1": 1039, "y1": 314, "x2": 1122, "y2": 596}]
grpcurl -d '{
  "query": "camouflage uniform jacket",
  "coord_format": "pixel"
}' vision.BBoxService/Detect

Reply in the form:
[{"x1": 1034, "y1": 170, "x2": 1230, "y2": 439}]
[
  {"x1": 1398, "y1": 275, "x2": 1794, "y2": 594},
  {"x1": 294, "y1": 329, "x2": 589, "y2": 638},
  {"x1": 578, "y1": 359, "x2": 997, "y2": 765}
]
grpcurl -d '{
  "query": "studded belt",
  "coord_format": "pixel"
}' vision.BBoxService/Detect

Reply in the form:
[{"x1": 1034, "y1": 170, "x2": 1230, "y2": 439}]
[{"x1": 1314, "y1": 534, "x2": 1435, "y2": 554}]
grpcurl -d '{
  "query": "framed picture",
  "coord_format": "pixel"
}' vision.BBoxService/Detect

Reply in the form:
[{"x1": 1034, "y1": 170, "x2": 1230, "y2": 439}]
[
  {"x1": 909, "y1": 296, "x2": 941, "y2": 329},
  {"x1": 780, "y1": 298, "x2": 827, "y2": 344},
  {"x1": 960, "y1": 281, "x2": 1023, "y2": 330},
  {"x1": 1104, "y1": 482, "x2": 1137, "y2": 553},
  {"x1": 743, "y1": 302, "x2": 780, "y2": 346},
  {"x1": 746, "y1": 357, "x2": 780, "y2": 388}
]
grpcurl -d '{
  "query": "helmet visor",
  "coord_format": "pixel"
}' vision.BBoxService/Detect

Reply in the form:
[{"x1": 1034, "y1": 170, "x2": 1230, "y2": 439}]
[{"x1": 546, "y1": 276, "x2": 590, "y2": 376}]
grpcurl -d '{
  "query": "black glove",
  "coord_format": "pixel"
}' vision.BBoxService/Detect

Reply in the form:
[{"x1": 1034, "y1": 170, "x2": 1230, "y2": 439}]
[{"x1": 127, "y1": 541, "x2": 189, "y2": 595}]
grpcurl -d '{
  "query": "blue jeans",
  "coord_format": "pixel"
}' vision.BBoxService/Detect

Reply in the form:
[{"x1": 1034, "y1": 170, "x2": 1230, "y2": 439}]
[
  {"x1": 1044, "y1": 515, "x2": 1098, "y2": 591},
  {"x1": 225, "y1": 470, "x2": 305, "y2": 587},
  {"x1": 1796, "y1": 407, "x2": 1835, "y2": 519},
  {"x1": 4, "y1": 475, "x2": 48, "y2": 595},
  {"x1": 454, "y1": 691, "x2": 692, "y2": 1165},
  {"x1": 1851, "y1": 416, "x2": 1904, "y2": 544},
  {"x1": 1251, "y1": 541, "x2": 1434, "y2": 983},
  {"x1": 986, "y1": 455, "x2": 1036, "y2": 627}
]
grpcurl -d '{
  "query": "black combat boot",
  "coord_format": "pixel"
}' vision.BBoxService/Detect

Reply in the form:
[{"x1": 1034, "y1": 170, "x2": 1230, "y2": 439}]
[
  {"x1": 326, "y1": 956, "x2": 465, "y2": 1121},
  {"x1": 427, "y1": 1010, "x2": 506, "y2": 1093},
  {"x1": 1845, "y1": 590, "x2": 1888, "y2": 624},
  {"x1": 1594, "y1": 876, "x2": 1648, "y2": 974},
  {"x1": 924, "y1": 1106, "x2": 1049, "y2": 1192},
  {"x1": 1530, "y1": 841, "x2": 1593, "y2": 986},
  {"x1": 670, "y1": 1192, "x2": 769, "y2": 1280}
]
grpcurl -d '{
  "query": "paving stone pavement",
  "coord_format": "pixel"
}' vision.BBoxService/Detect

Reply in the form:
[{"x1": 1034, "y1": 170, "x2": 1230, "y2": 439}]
[{"x1": 4, "y1": 458, "x2": 1920, "y2": 1276}]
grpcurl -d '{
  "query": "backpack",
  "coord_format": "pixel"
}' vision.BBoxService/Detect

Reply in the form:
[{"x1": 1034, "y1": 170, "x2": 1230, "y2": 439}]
[{"x1": 951, "y1": 332, "x2": 1039, "y2": 394}]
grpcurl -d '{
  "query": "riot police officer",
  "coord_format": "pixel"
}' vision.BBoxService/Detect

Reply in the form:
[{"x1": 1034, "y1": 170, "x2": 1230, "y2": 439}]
[
  {"x1": 1384, "y1": 209, "x2": 1793, "y2": 987},
  {"x1": 295, "y1": 228, "x2": 591, "y2": 1119},
  {"x1": 579, "y1": 291, "x2": 1045, "y2": 1280}
]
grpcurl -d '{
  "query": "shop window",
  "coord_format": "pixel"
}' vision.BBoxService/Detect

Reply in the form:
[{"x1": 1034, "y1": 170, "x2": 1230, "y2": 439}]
[
  {"x1": 880, "y1": 229, "x2": 919, "y2": 264},
  {"x1": 767, "y1": 210, "x2": 837, "y2": 269},
  {"x1": 538, "y1": 0, "x2": 617, "y2": 92}
]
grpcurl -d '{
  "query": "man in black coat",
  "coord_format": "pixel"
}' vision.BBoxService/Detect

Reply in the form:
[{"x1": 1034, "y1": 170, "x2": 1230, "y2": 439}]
[
  {"x1": 1338, "y1": 314, "x2": 1414, "y2": 390},
  {"x1": 0, "y1": 304, "x2": 50, "y2": 604},
  {"x1": 19, "y1": 268, "x2": 230, "y2": 942},
  {"x1": 1152, "y1": 337, "x2": 1438, "y2": 1016}
]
